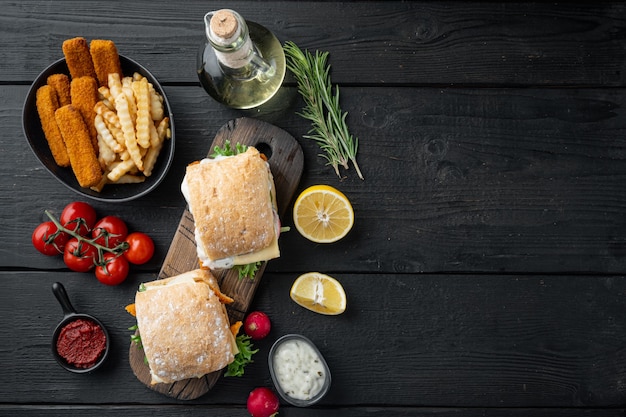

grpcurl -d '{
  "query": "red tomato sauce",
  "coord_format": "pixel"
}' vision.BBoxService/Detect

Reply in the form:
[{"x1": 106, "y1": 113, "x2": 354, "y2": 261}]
[{"x1": 56, "y1": 318, "x2": 107, "y2": 369}]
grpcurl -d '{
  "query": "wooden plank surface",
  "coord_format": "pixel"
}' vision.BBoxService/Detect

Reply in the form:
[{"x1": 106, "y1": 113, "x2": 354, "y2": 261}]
[
  {"x1": 1, "y1": 406, "x2": 625, "y2": 417},
  {"x1": 2, "y1": 2, "x2": 626, "y2": 87},
  {"x1": 3, "y1": 86, "x2": 626, "y2": 275},
  {"x1": 1, "y1": 270, "x2": 626, "y2": 407},
  {"x1": 2, "y1": 0, "x2": 626, "y2": 415}
]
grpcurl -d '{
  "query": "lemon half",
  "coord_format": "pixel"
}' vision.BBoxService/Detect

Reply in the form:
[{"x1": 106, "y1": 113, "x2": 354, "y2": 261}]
[{"x1": 292, "y1": 185, "x2": 354, "y2": 243}]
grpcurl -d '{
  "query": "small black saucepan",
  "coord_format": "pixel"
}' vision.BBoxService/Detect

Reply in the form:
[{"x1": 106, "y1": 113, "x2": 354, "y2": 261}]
[{"x1": 51, "y1": 282, "x2": 110, "y2": 373}]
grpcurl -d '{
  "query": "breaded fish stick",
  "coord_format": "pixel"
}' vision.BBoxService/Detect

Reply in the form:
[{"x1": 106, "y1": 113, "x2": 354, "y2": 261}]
[
  {"x1": 46, "y1": 74, "x2": 71, "y2": 106},
  {"x1": 55, "y1": 105, "x2": 103, "y2": 188},
  {"x1": 35, "y1": 85, "x2": 70, "y2": 167},
  {"x1": 62, "y1": 37, "x2": 97, "y2": 80},
  {"x1": 90, "y1": 39, "x2": 123, "y2": 87},
  {"x1": 70, "y1": 76, "x2": 99, "y2": 150}
]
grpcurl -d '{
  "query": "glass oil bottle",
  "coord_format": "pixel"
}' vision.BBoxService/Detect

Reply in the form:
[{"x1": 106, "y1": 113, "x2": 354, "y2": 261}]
[{"x1": 197, "y1": 9, "x2": 286, "y2": 109}]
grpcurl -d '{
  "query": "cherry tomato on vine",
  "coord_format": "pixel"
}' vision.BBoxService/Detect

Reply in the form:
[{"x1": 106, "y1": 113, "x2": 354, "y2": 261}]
[
  {"x1": 123, "y1": 232, "x2": 155, "y2": 265},
  {"x1": 92, "y1": 216, "x2": 128, "y2": 248},
  {"x1": 60, "y1": 202, "x2": 97, "y2": 237},
  {"x1": 95, "y1": 253, "x2": 129, "y2": 286},
  {"x1": 63, "y1": 238, "x2": 98, "y2": 272},
  {"x1": 32, "y1": 221, "x2": 69, "y2": 256}
]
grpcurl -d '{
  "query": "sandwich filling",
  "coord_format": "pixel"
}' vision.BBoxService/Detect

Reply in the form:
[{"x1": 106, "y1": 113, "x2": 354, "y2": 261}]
[{"x1": 181, "y1": 147, "x2": 280, "y2": 269}]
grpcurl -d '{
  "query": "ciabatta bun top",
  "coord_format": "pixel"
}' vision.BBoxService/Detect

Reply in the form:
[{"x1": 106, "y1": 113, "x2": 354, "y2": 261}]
[
  {"x1": 135, "y1": 269, "x2": 236, "y2": 384},
  {"x1": 183, "y1": 147, "x2": 279, "y2": 268}
]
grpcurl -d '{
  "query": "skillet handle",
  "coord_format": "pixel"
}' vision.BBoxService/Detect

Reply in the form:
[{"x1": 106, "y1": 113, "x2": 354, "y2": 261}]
[{"x1": 52, "y1": 282, "x2": 77, "y2": 317}]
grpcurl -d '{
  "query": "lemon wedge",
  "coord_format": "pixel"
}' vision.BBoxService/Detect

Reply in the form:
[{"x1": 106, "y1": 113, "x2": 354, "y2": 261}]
[
  {"x1": 292, "y1": 185, "x2": 354, "y2": 243},
  {"x1": 290, "y1": 272, "x2": 347, "y2": 315}
]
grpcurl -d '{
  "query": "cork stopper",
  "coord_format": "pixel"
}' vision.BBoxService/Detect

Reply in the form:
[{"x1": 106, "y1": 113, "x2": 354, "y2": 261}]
[{"x1": 210, "y1": 10, "x2": 238, "y2": 40}]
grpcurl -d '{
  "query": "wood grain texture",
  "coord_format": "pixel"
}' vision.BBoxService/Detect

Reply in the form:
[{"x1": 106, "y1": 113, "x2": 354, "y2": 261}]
[
  {"x1": 1, "y1": 406, "x2": 625, "y2": 417},
  {"x1": 3, "y1": 86, "x2": 626, "y2": 274},
  {"x1": 3, "y1": 1, "x2": 626, "y2": 415},
  {"x1": 2, "y1": 271, "x2": 626, "y2": 407},
  {"x1": 1, "y1": 2, "x2": 626, "y2": 86}
]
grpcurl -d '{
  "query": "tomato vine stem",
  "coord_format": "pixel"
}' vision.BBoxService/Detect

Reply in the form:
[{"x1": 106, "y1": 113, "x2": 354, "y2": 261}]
[{"x1": 44, "y1": 210, "x2": 129, "y2": 266}]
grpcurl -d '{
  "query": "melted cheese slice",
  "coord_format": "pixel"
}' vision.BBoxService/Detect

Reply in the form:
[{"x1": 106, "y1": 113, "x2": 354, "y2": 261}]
[
  {"x1": 143, "y1": 271, "x2": 197, "y2": 290},
  {"x1": 201, "y1": 230, "x2": 280, "y2": 269}
]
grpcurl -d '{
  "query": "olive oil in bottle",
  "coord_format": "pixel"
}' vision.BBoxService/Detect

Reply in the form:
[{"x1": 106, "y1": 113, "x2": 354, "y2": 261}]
[{"x1": 197, "y1": 9, "x2": 286, "y2": 109}]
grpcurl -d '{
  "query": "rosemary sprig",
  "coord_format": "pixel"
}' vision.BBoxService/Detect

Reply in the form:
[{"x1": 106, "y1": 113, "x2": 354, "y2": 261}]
[{"x1": 284, "y1": 41, "x2": 364, "y2": 180}]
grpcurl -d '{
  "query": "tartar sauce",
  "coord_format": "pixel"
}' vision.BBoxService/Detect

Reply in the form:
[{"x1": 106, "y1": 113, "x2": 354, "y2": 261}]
[{"x1": 272, "y1": 338, "x2": 327, "y2": 400}]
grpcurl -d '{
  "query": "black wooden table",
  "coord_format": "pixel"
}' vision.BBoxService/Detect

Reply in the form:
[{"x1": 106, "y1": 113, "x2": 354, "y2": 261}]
[{"x1": 2, "y1": 1, "x2": 626, "y2": 416}]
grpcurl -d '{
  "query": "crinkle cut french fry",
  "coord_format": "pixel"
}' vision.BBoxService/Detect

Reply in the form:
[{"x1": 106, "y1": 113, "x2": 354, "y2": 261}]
[
  {"x1": 108, "y1": 73, "x2": 123, "y2": 100},
  {"x1": 95, "y1": 101, "x2": 125, "y2": 149},
  {"x1": 143, "y1": 123, "x2": 163, "y2": 177},
  {"x1": 107, "y1": 158, "x2": 136, "y2": 182},
  {"x1": 115, "y1": 93, "x2": 143, "y2": 172},
  {"x1": 148, "y1": 82, "x2": 164, "y2": 121},
  {"x1": 149, "y1": 119, "x2": 159, "y2": 147},
  {"x1": 142, "y1": 141, "x2": 163, "y2": 177},
  {"x1": 156, "y1": 117, "x2": 170, "y2": 140},
  {"x1": 97, "y1": 86, "x2": 116, "y2": 110},
  {"x1": 94, "y1": 101, "x2": 120, "y2": 129},
  {"x1": 142, "y1": 116, "x2": 170, "y2": 177},
  {"x1": 96, "y1": 134, "x2": 116, "y2": 170},
  {"x1": 122, "y1": 84, "x2": 137, "y2": 125},
  {"x1": 95, "y1": 114, "x2": 123, "y2": 153},
  {"x1": 132, "y1": 77, "x2": 151, "y2": 148},
  {"x1": 108, "y1": 123, "x2": 126, "y2": 150},
  {"x1": 115, "y1": 174, "x2": 145, "y2": 184}
]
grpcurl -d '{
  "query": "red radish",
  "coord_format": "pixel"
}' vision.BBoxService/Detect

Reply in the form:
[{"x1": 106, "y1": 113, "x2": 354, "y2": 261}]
[
  {"x1": 244, "y1": 311, "x2": 271, "y2": 340},
  {"x1": 247, "y1": 387, "x2": 279, "y2": 417}
]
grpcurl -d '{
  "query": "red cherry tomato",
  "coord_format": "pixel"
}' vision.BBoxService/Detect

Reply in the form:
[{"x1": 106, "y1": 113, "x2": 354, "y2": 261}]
[
  {"x1": 63, "y1": 238, "x2": 98, "y2": 272},
  {"x1": 123, "y1": 232, "x2": 155, "y2": 265},
  {"x1": 32, "y1": 221, "x2": 69, "y2": 256},
  {"x1": 92, "y1": 216, "x2": 128, "y2": 248},
  {"x1": 60, "y1": 202, "x2": 97, "y2": 237},
  {"x1": 95, "y1": 253, "x2": 129, "y2": 286}
]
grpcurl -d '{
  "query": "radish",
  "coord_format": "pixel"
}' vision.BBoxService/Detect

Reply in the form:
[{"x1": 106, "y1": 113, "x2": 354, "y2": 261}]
[
  {"x1": 247, "y1": 387, "x2": 279, "y2": 417},
  {"x1": 244, "y1": 311, "x2": 271, "y2": 340}
]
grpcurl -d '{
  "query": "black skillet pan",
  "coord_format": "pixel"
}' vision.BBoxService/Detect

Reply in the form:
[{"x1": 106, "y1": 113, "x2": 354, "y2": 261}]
[{"x1": 51, "y1": 282, "x2": 110, "y2": 373}]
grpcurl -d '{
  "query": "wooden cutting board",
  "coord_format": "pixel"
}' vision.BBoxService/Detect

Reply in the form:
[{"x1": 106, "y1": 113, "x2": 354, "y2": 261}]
[{"x1": 129, "y1": 117, "x2": 304, "y2": 400}]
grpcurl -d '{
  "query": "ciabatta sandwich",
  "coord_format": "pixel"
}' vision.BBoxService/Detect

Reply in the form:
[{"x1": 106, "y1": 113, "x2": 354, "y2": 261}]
[
  {"x1": 133, "y1": 269, "x2": 237, "y2": 385},
  {"x1": 181, "y1": 145, "x2": 280, "y2": 272}
]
